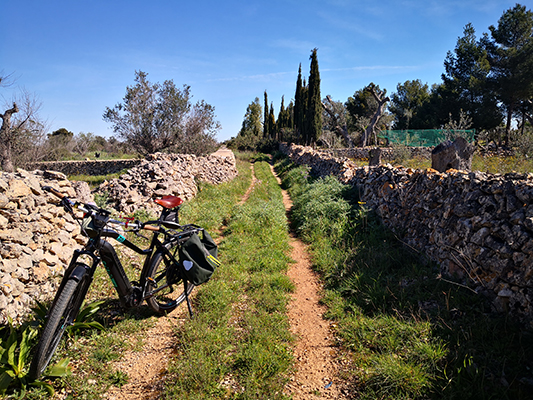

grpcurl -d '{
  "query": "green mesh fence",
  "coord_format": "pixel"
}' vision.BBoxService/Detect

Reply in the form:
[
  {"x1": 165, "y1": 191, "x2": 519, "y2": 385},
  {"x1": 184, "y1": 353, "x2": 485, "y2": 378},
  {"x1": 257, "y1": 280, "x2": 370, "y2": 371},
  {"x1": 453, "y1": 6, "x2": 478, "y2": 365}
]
[{"x1": 379, "y1": 129, "x2": 476, "y2": 147}]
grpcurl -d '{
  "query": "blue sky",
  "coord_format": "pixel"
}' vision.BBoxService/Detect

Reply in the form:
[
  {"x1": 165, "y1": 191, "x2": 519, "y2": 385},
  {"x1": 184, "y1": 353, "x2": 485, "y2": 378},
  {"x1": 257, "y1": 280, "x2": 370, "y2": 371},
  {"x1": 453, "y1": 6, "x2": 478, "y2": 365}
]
[{"x1": 1, "y1": 0, "x2": 518, "y2": 142}]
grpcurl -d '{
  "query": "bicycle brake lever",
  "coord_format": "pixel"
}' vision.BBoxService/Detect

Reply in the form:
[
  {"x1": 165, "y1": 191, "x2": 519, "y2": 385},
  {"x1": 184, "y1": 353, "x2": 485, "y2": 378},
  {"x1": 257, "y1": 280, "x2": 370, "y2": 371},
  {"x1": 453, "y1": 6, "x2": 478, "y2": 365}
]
[
  {"x1": 60, "y1": 197, "x2": 74, "y2": 214},
  {"x1": 133, "y1": 230, "x2": 150, "y2": 240},
  {"x1": 131, "y1": 221, "x2": 150, "y2": 240}
]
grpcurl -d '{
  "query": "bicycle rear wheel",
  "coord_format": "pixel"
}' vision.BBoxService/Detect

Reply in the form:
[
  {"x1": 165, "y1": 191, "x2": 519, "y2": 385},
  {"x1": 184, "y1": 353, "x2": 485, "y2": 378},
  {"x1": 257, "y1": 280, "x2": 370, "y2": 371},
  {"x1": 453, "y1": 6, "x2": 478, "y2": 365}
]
[
  {"x1": 145, "y1": 242, "x2": 194, "y2": 314},
  {"x1": 29, "y1": 270, "x2": 88, "y2": 379}
]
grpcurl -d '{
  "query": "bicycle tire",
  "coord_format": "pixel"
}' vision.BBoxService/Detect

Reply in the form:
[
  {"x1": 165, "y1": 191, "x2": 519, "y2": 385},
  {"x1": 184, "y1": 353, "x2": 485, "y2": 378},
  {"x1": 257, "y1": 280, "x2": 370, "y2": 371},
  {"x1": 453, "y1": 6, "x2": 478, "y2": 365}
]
[
  {"x1": 29, "y1": 273, "x2": 86, "y2": 380},
  {"x1": 145, "y1": 242, "x2": 194, "y2": 314}
]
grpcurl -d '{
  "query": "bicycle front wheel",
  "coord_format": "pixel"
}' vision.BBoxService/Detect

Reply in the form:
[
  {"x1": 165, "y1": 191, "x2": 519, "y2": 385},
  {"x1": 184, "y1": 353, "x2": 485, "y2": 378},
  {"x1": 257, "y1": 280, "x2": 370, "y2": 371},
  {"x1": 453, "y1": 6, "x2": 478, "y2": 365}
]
[
  {"x1": 29, "y1": 272, "x2": 87, "y2": 380},
  {"x1": 145, "y1": 243, "x2": 194, "y2": 314}
]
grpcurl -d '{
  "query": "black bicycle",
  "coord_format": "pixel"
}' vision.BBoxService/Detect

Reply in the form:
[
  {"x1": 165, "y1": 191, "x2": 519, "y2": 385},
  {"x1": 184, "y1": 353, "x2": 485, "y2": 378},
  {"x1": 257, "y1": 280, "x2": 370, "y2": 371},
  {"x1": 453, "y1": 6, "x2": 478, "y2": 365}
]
[{"x1": 29, "y1": 186, "x2": 215, "y2": 380}]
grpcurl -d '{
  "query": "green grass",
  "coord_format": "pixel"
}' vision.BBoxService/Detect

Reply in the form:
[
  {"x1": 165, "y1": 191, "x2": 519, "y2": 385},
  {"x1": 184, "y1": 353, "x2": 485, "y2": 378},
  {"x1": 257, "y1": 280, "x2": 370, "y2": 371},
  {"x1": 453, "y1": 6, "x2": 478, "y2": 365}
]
[
  {"x1": 471, "y1": 153, "x2": 533, "y2": 174},
  {"x1": 274, "y1": 152, "x2": 533, "y2": 400},
  {"x1": 68, "y1": 169, "x2": 129, "y2": 190},
  {"x1": 162, "y1": 159, "x2": 294, "y2": 399}
]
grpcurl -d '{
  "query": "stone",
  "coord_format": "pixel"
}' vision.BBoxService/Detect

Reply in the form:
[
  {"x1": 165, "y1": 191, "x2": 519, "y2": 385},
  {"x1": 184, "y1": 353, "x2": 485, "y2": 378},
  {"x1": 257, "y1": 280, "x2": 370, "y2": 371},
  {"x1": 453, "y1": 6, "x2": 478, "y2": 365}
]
[
  {"x1": 369, "y1": 148, "x2": 382, "y2": 166},
  {"x1": 1, "y1": 259, "x2": 18, "y2": 274},
  {"x1": 431, "y1": 137, "x2": 474, "y2": 173},
  {"x1": 16, "y1": 255, "x2": 33, "y2": 270},
  {"x1": 42, "y1": 252, "x2": 59, "y2": 266},
  {"x1": 7, "y1": 179, "x2": 32, "y2": 198},
  {"x1": 0, "y1": 214, "x2": 8, "y2": 229},
  {"x1": 32, "y1": 248, "x2": 45, "y2": 263},
  {"x1": 0, "y1": 294, "x2": 7, "y2": 309},
  {"x1": 33, "y1": 263, "x2": 51, "y2": 282},
  {"x1": 1, "y1": 274, "x2": 16, "y2": 295},
  {"x1": 12, "y1": 268, "x2": 29, "y2": 282}
]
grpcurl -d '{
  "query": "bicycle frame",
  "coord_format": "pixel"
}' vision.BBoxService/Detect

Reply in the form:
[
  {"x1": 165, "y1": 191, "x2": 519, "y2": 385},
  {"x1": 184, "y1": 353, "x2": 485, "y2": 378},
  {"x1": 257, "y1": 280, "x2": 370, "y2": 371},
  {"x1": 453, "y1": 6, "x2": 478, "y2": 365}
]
[
  {"x1": 30, "y1": 188, "x2": 209, "y2": 381},
  {"x1": 49, "y1": 216, "x2": 203, "y2": 318}
]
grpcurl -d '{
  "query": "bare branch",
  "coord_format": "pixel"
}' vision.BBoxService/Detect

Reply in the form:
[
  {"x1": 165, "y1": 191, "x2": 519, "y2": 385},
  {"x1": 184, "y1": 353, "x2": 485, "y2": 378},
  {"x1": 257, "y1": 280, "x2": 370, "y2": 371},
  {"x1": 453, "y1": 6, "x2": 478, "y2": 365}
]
[
  {"x1": 361, "y1": 86, "x2": 390, "y2": 147},
  {"x1": 321, "y1": 95, "x2": 353, "y2": 147}
]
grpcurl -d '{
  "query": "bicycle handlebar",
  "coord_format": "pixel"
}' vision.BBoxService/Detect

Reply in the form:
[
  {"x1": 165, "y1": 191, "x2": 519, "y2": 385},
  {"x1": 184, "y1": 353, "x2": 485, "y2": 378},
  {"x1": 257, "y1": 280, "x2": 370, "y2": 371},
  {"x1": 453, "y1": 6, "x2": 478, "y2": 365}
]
[
  {"x1": 42, "y1": 186, "x2": 66, "y2": 199},
  {"x1": 41, "y1": 185, "x2": 186, "y2": 233}
]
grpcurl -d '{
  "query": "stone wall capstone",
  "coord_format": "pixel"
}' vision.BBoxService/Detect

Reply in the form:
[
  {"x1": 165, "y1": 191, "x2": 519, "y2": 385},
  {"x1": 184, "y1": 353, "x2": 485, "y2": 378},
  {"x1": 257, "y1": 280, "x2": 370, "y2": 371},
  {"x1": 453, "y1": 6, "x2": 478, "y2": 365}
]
[{"x1": 280, "y1": 143, "x2": 533, "y2": 321}]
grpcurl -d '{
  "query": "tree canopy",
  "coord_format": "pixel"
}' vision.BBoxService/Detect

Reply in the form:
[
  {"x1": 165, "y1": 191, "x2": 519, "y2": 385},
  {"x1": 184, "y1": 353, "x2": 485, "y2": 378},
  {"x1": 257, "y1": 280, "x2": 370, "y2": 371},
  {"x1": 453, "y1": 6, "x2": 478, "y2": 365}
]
[
  {"x1": 103, "y1": 71, "x2": 220, "y2": 156},
  {"x1": 304, "y1": 48, "x2": 322, "y2": 146},
  {"x1": 228, "y1": 4, "x2": 533, "y2": 151},
  {"x1": 0, "y1": 83, "x2": 47, "y2": 171},
  {"x1": 388, "y1": 80, "x2": 431, "y2": 130},
  {"x1": 484, "y1": 4, "x2": 533, "y2": 143}
]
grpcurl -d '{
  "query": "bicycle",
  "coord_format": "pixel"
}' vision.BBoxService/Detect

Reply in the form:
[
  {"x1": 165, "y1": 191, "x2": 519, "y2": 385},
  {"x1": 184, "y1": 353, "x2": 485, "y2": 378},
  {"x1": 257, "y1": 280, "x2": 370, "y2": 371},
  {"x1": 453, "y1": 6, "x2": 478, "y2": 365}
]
[{"x1": 29, "y1": 186, "x2": 217, "y2": 380}]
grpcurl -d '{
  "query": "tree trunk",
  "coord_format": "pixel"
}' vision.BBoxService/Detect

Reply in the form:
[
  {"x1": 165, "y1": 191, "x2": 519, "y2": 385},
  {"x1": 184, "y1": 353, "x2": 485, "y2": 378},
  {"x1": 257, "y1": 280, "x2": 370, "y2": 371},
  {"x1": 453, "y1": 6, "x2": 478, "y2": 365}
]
[
  {"x1": 0, "y1": 144, "x2": 13, "y2": 173},
  {"x1": 362, "y1": 87, "x2": 389, "y2": 147},
  {"x1": 321, "y1": 96, "x2": 353, "y2": 147},
  {"x1": 0, "y1": 103, "x2": 19, "y2": 173},
  {"x1": 504, "y1": 106, "x2": 513, "y2": 147}
]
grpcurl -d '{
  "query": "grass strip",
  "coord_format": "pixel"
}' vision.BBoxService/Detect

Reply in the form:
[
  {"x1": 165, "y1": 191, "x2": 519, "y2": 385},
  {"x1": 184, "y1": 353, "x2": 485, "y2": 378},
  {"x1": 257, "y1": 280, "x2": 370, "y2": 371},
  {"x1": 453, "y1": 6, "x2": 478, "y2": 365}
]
[
  {"x1": 274, "y1": 152, "x2": 533, "y2": 400},
  {"x1": 162, "y1": 160, "x2": 294, "y2": 399}
]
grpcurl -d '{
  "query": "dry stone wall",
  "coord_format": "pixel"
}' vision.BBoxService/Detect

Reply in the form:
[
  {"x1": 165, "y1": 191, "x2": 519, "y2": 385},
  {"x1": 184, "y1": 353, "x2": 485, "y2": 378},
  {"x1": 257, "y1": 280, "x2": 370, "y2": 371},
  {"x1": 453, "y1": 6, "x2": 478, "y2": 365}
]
[
  {"x1": 28, "y1": 159, "x2": 142, "y2": 176},
  {"x1": 1, "y1": 150, "x2": 237, "y2": 324},
  {"x1": 328, "y1": 146, "x2": 433, "y2": 160},
  {"x1": 98, "y1": 152, "x2": 238, "y2": 214},
  {"x1": 0, "y1": 170, "x2": 89, "y2": 324},
  {"x1": 280, "y1": 143, "x2": 533, "y2": 321}
]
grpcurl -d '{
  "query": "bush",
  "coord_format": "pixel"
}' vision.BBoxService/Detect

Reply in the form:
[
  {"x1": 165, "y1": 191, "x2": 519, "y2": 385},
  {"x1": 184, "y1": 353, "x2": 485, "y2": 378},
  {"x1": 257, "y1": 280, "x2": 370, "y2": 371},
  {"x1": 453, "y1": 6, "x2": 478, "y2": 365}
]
[{"x1": 290, "y1": 175, "x2": 351, "y2": 244}]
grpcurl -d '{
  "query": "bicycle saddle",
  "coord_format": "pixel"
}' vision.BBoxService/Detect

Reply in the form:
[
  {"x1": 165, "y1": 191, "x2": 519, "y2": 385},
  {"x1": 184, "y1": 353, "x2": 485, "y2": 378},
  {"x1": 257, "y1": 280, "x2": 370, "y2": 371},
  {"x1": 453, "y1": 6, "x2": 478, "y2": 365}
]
[{"x1": 154, "y1": 195, "x2": 184, "y2": 209}]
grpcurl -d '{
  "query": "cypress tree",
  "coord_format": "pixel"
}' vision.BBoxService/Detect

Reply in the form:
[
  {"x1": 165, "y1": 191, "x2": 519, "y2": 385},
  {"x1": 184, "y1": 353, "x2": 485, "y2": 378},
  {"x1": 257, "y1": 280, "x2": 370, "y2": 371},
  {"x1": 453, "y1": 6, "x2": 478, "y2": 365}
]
[
  {"x1": 269, "y1": 103, "x2": 276, "y2": 140},
  {"x1": 278, "y1": 96, "x2": 286, "y2": 128},
  {"x1": 294, "y1": 64, "x2": 303, "y2": 142},
  {"x1": 263, "y1": 91, "x2": 269, "y2": 138},
  {"x1": 305, "y1": 48, "x2": 322, "y2": 146},
  {"x1": 287, "y1": 100, "x2": 294, "y2": 129},
  {"x1": 301, "y1": 78, "x2": 308, "y2": 145}
]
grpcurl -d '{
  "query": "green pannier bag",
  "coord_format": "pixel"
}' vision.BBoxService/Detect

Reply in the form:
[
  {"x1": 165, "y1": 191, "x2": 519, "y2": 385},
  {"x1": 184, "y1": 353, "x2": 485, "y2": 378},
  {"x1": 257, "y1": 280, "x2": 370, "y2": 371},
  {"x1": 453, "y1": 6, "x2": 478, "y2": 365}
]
[{"x1": 179, "y1": 231, "x2": 220, "y2": 285}]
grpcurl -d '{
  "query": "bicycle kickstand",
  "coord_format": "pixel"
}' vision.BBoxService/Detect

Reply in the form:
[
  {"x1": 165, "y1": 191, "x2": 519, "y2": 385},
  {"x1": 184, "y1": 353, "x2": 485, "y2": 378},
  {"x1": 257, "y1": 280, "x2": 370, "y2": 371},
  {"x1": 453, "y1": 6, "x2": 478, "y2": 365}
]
[{"x1": 183, "y1": 280, "x2": 194, "y2": 318}]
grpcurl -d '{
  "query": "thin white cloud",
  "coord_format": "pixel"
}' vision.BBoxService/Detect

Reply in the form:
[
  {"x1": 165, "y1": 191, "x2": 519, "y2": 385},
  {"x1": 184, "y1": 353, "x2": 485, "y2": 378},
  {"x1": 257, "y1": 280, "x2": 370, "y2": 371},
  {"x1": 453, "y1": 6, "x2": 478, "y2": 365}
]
[
  {"x1": 317, "y1": 10, "x2": 384, "y2": 41},
  {"x1": 323, "y1": 65, "x2": 421, "y2": 73},
  {"x1": 205, "y1": 71, "x2": 294, "y2": 83},
  {"x1": 271, "y1": 39, "x2": 318, "y2": 54}
]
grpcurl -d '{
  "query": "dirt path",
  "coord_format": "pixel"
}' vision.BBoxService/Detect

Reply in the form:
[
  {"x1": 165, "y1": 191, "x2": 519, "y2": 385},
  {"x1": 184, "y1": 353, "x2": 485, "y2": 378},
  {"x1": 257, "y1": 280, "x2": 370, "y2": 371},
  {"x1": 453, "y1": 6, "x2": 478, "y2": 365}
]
[
  {"x1": 105, "y1": 161, "x2": 258, "y2": 400},
  {"x1": 269, "y1": 163, "x2": 346, "y2": 400},
  {"x1": 105, "y1": 312, "x2": 188, "y2": 400},
  {"x1": 105, "y1": 160, "x2": 344, "y2": 399}
]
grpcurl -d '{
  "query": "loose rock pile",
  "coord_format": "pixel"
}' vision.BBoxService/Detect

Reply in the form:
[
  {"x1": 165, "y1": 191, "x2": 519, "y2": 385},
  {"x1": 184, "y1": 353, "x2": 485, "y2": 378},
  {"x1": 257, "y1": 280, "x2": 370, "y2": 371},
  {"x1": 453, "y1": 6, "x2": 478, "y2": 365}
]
[
  {"x1": 0, "y1": 170, "x2": 90, "y2": 324},
  {"x1": 280, "y1": 143, "x2": 533, "y2": 321},
  {"x1": 98, "y1": 152, "x2": 238, "y2": 214}
]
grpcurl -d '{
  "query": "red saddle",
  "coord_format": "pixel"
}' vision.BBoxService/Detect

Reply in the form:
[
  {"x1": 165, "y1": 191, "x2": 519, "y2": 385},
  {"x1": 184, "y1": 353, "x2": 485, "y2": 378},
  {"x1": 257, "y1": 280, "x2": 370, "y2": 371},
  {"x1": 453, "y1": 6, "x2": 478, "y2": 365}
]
[{"x1": 154, "y1": 195, "x2": 184, "y2": 209}]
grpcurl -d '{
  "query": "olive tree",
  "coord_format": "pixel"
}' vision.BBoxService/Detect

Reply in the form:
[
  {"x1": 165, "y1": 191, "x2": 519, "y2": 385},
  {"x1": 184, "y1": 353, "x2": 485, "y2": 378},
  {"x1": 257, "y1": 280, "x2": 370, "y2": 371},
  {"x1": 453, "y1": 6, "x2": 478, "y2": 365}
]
[
  {"x1": 103, "y1": 71, "x2": 220, "y2": 156},
  {"x1": 0, "y1": 77, "x2": 47, "y2": 171}
]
